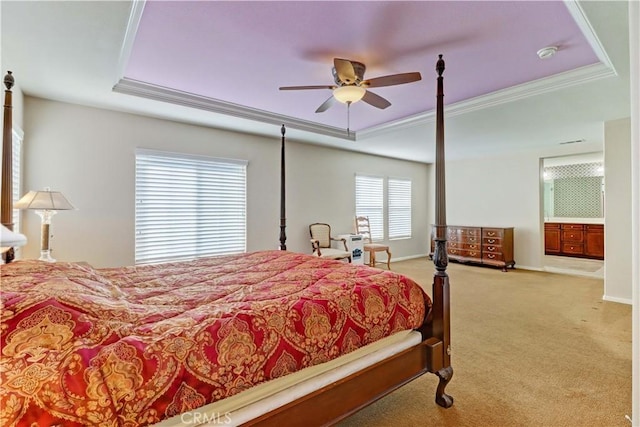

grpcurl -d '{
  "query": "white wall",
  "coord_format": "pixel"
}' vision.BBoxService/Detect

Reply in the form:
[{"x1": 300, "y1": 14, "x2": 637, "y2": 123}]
[
  {"x1": 628, "y1": 1, "x2": 639, "y2": 423},
  {"x1": 604, "y1": 118, "x2": 633, "y2": 303},
  {"x1": 20, "y1": 97, "x2": 432, "y2": 268}
]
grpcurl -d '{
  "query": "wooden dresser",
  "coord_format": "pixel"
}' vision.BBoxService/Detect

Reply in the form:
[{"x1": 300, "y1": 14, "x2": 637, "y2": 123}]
[
  {"x1": 431, "y1": 225, "x2": 515, "y2": 271},
  {"x1": 544, "y1": 222, "x2": 604, "y2": 260}
]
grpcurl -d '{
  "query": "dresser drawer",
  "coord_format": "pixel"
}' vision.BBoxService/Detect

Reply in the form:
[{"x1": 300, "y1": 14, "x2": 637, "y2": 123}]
[
  {"x1": 483, "y1": 252, "x2": 504, "y2": 262},
  {"x1": 447, "y1": 248, "x2": 461, "y2": 256},
  {"x1": 483, "y1": 236, "x2": 502, "y2": 245},
  {"x1": 562, "y1": 230, "x2": 584, "y2": 242},
  {"x1": 448, "y1": 248, "x2": 481, "y2": 258},
  {"x1": 561, "y1": 223, "x2": 584, "y2": 231},
  {"x1": 450, "y1": 241, "x2": 481, "y2": 251},
  {"x1": 562, "y1": 243, "x2": 584, "y2": 255},
  {"x1": 462, "y1": 242, "x2": 481, "y2": 251},
  {"x1": 483, "y1": 244, "x2": 503, "y2": 253},
  {"x1": 449, "y1": 232, "x2": 481, "y2": 244},
  {"x1": 586, "y1": 224, "x2": 604, "y2": 231},
  {"x1": 482, "y1": 228, "x2": 504, "y2": 238},
  {"x1": 465, "y1": 249, "x2": 481, "y2": 259}
]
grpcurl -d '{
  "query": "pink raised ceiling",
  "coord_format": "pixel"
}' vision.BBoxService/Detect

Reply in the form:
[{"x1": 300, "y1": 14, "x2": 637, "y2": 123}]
[{"x1": 125, "y1": 1, "x2": 599, "y2": 132}]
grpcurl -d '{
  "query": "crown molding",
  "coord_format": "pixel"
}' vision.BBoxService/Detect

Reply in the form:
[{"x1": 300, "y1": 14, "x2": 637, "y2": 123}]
[
  {"x1": 563, "y1": 0, "x2": 617, "y2": 75},
  {"x1": 114, "y1": 61, "x2": 613, "y2": 143},
  {"x1": 115, "y1": 0, "x2": 146, "y2": 86},
  {"x1": 358, "y1": 62, "x2": 615, "y2": 140},
  {"x1": 113, "y1": 78, "x2": 355, "y2": 141}
]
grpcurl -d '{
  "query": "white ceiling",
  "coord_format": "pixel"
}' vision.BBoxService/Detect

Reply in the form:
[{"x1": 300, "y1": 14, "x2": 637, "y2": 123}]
[{"x1": 0, "y1": 1, "x2": 631, "y2": 163}]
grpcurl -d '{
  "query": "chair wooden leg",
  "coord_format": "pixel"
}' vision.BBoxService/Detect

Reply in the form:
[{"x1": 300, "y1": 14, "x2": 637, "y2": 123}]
[
  {"x1": 370, "y1": 251, "x2": 375, "y2": 267},
  {"x1": 386, "y1": 249, "x2": 391, "y2": 270}
]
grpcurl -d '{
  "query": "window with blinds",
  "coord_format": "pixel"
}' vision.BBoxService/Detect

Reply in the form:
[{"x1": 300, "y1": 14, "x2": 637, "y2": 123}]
[
  {"x1": 135, "y1": 149, "x2": 247, "y2": 265},
  {"x1": 355, "y1": 175, "x2": 384, "y2": 241},
  {"x1": 388, "y1": 178, "x2": 412, "y2": 239}
]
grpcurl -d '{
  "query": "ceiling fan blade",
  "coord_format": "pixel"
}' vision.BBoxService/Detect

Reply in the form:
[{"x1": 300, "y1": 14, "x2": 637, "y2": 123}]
[
  {"x1": 333, "y1": 58, "x2": 357, "y2": 84},
  {"x1": 279, "y1": 85, "x2": 335, "y2": 91},
  {"x1": 361, "y1": 90, "x2": 391, "y2": 110},
  {"x1": 363, "y1": 72, "x2": 422, "y2": 88},
  {"x1": 315, "y1": 96, "x2": 336, "y2": 113}
]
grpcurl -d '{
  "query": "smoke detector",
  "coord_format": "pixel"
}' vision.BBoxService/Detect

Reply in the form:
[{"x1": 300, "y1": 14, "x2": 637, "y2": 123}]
[{"x1": 537, "y1": 46, "x2": 558, "y2": 59}]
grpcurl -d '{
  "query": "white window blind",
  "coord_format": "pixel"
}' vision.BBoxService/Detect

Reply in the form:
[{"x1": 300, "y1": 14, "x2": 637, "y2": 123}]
[
  {"x1": 135, "y1": 149, "x2": 247, "y2": 265},
  {"x1": 388, "y1": 178, "x2": 412, "y2": 239},
  {"x1": 355, "y1": 175, "x2": 384, "y2": 241}
]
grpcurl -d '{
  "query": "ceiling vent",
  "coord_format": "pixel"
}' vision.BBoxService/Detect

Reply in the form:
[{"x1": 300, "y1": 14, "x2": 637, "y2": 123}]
[{"x1": 558, "y1": 138, "x2": 585, "y2": 145}]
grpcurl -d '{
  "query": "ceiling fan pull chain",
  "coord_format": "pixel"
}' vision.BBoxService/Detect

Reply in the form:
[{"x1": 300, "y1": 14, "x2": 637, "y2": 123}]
[{"x1": 347, "y1": 101, "x2": 351, "y2": 136}]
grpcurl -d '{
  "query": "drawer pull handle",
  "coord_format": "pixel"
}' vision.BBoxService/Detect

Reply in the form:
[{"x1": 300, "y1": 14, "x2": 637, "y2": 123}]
[
  {"x1": 488, "y1": 232, "x2": 495, "y2": 236},
  {"x1": 488, "y1": 254, "x2": 495, "y2": 259},
  {"x1": 488, "y1": 239, "x2": 496, "y2": 243},
  {"x1": 488, "y1": 246, "x2": 495, "y2": 251}
]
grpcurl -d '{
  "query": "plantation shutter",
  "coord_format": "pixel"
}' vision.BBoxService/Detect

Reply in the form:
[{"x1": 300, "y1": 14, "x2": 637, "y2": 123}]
[
  {"x1": 388, "y1": 178, "x2": 412, "y2": 239},
  {"x1": 135, "y1": 149, "x2": 247, "y2": 265},
  {"x1": 355, "y1": 175, "x2": 384, "y2": 241}
]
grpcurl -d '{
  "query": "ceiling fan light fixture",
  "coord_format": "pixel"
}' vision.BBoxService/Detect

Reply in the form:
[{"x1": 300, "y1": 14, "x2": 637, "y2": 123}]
[{"x1": 333, "y1": 86, "x2": 366, "y2": 104}]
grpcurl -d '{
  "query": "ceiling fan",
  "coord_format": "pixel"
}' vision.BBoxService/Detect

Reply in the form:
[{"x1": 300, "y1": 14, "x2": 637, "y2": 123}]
[{"x1": 279, "y1": 58, "x2": 422, "y2": 113}]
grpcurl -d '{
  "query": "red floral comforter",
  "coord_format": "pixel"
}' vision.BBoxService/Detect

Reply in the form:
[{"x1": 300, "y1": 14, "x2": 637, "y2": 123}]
[{"x1": 0, "y1": 250, "x2": 430, "y2": 426}]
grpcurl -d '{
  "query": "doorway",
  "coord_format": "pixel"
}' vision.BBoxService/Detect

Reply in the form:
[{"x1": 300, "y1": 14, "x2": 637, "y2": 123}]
[{"x1": 541, "y1": 152, "x2": 604, "y2": 278}]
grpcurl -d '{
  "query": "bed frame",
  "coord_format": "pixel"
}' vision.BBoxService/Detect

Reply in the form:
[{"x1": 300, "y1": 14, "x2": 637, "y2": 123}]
[{"x1": 0, "y1": 55, "x2": 453, "y2": 425}]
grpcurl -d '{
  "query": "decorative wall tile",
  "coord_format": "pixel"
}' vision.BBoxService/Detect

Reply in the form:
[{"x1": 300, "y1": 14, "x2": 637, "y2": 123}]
[
  {"x1": 544, "y1": 162, "x2": 603, "y2": 180},
  {"x1": 553, "y1": 176, "x2": 603, "y2": 217}
]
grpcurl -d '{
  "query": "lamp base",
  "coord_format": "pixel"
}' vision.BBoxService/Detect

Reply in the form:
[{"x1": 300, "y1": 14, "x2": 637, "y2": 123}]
[{"x1": 39, "y1": 249, "x2": 56, "y2": 263}]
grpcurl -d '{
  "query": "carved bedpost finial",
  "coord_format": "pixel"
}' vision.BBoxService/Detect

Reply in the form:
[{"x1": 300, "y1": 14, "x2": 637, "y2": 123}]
[
  {"x1": 436, "y1": 55, "x2": 445, "y2": 77},
  {"x1": 281, "y1": 124, "x2": 286, "y2": 137},
  {"x1": 4, "y1": 71, "x2": 14, "y2": 91}
]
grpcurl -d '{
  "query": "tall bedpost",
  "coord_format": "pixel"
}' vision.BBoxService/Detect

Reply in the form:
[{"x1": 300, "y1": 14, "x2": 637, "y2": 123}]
[
  {"x1": 2, "y1": 71, "x2": 15, "y2": 263},
  {"x1": 279, "y1": 124, "x2": 287, "y2": 251},
  {"x1": 431, "y1": 55, "x2": 454, "y2": 407},
  {"x1": 2, "y1": 71, "x2": 14, "y2": 230}
]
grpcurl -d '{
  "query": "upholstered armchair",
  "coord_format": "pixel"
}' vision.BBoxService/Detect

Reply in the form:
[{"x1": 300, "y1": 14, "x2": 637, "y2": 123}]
[{"x1": 309, "y1": 223, "x2": 352, "y2": 262}]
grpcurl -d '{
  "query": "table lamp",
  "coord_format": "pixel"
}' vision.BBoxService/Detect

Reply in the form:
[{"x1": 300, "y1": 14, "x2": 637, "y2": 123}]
[{"x1": 15, "y1": 187, "x2": 75, "y2": 262}]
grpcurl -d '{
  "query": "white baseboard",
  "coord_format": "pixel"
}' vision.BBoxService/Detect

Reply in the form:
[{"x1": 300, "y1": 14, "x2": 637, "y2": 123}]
[
  {"x1": 602, "y1": 295, "x2": 633, "y2": 305},
  {"x1": 390, "y1": 253, "x2": 430, "y2": 263}
]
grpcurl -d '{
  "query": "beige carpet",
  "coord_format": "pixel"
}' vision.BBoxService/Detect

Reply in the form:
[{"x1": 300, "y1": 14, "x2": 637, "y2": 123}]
[{"x1": 338, "y1": 259, "x2": 632, "y2": 427}]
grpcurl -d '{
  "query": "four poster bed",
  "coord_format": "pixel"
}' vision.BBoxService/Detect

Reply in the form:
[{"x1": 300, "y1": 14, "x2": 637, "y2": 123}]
[{"x1": 0, "y1": 56, "x2": 453, "y2": 426}]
